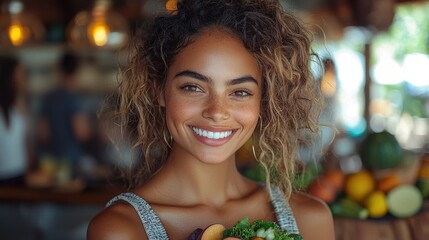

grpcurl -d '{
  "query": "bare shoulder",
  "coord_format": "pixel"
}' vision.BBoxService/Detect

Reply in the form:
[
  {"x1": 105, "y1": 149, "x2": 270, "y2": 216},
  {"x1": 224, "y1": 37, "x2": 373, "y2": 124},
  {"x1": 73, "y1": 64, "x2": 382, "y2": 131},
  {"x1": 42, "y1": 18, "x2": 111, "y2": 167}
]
[
  {"x1": 87, "y1": 202, "x2": 148, "y2": 240},
  {"x1": 289, "y1": 191, "x2": 335, "y2": 240}
]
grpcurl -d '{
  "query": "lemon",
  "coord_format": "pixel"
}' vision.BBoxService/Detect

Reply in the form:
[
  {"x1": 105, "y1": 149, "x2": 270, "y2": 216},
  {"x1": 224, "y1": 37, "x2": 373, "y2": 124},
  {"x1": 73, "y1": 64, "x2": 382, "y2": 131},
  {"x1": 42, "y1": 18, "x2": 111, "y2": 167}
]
[
  {"x1": 345, "y1": 170, "x2": 375, "y2": 203},
  {"x1": 365, "y1": 190, "x2": 388, "y2": 218}
]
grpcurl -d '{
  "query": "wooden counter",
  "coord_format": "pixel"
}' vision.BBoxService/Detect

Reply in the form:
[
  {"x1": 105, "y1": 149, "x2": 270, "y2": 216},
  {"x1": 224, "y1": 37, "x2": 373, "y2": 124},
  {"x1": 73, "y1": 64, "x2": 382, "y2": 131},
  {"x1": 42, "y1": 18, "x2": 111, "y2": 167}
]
[{"x1": 334, "y1": 201, "x2": 429, "y2": 240}]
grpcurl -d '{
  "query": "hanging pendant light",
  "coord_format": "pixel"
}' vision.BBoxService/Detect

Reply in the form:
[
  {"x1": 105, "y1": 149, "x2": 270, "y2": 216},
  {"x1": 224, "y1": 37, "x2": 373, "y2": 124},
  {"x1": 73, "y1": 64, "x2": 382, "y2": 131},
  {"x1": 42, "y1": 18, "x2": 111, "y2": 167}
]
[
  {"x1": 165, "y1": 0, "x2": 178, "y2": 12},
  {"x1": 0, "y1": 0, "x2": 45, "y2": 47},
  {"x1": 67, "y1": 0, "x2": 129, "y2": 49}
]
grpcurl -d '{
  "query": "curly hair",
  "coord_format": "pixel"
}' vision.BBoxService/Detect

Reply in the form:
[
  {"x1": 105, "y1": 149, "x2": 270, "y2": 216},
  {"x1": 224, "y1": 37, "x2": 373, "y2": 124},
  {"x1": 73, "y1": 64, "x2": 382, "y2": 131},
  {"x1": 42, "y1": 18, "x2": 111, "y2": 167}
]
[{"x1": 109, "y1": 0, "x2": 322, "y2": 197}]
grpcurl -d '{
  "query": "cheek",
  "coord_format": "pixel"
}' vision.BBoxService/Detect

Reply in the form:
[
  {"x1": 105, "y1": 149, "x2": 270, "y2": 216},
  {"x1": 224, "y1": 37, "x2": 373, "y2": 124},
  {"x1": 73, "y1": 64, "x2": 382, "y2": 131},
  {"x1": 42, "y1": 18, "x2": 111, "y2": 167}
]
[
  {"x1": 165, "y1": 98, "x2": 198, "y2": 122},
  {"x1": 234, "y1": 103, "x2": 260, "y2": 128}
]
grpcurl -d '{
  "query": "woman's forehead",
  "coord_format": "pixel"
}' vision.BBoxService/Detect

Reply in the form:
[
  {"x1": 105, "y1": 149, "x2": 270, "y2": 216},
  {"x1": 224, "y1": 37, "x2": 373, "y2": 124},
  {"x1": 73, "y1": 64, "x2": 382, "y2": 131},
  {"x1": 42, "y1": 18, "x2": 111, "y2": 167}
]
[{"x1": 167, "y1": 30, "x2": 262, "y2": 83}]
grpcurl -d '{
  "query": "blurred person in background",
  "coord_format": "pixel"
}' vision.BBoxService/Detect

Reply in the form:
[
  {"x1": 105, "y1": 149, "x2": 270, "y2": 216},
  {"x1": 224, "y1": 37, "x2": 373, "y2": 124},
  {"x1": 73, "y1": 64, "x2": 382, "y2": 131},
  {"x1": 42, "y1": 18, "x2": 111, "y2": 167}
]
[
  {"x1": 0, "y1": 55, "x2": 33, "y2": 185},
  {"x1": 37, "y1": 52, "x2": 91, "y2": 180}
]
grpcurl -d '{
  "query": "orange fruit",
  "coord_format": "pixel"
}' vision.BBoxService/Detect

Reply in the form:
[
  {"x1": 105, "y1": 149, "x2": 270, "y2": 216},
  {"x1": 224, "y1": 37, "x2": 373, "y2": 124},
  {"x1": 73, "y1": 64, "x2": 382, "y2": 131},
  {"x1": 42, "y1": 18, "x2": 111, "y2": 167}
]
[
  {"x1": 324, "y1": 170, "x2": 346, "y2": 191},
  {"x1": 345, "y1": 170, "x2": 375, "y2": 203},
  {"x1": 377, "y1": 175, "x2": 401, "y2": 193},
  {"x1": 307, "y1": 176, "x2": 338, "y2": 204},
  {"x1": 418, "y1": 159, "x2": 429, "y2": 178}
]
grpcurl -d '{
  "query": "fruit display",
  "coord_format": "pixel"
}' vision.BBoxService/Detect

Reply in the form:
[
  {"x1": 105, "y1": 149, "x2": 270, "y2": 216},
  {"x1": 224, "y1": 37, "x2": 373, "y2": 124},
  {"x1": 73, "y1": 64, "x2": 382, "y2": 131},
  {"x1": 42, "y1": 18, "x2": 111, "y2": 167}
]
[
  {"x1": 376, "y1": 175, "x2": 401, "y2": 193},
  {"x1": 416, "y1": 156, "x2": 429, "y2": 198},
  {"x1": 344, "y1": 170, "x2": 375, "y2": 203},
  {"x1": 329, "y1": 197, "x2": 368, "y2": 219},
  {"x1": 387, "y1": 185, "x2": 423, "y2": 218},
  {"x1": 187, "y1": 217, "x2": 302, "y2": 240},
  {"x1": 364, "y1": 190, "x2": 388, "y2": 218},
  {"x1": 307, "y1": 175, "x2": 338, "y2": 204},
  {"x1": 306, "y1": 167, "x2": 425, "y2": 219},
  {"x1": 359, "y1": 131, "x2": 404, "y2": 170}
]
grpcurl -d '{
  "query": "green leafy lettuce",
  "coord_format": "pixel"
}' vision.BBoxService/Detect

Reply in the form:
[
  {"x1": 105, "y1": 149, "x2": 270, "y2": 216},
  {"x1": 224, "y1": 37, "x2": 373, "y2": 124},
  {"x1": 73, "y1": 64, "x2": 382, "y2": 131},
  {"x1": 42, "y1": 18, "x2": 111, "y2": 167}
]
[{"x1": 222, "y1": 217, "x2": 303, "y2": 240}]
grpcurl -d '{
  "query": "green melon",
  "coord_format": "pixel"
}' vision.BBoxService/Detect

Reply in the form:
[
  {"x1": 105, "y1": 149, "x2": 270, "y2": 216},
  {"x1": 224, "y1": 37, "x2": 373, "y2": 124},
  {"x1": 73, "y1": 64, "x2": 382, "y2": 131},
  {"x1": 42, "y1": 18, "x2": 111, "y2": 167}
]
[
  {"x1": 387, "y1": 185, "x2": 423, "y2": 218},
  {"x1": 359, "y1": 131, "x2": 404, "y2": 170}
]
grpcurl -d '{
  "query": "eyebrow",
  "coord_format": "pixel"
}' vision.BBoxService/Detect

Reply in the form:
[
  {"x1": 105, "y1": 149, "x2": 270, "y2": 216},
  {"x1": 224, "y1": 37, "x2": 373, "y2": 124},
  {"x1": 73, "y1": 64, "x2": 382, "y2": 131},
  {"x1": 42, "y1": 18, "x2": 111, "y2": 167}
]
[{"x1": 174, "y1": 70, "x2": 259, "y2": 86}]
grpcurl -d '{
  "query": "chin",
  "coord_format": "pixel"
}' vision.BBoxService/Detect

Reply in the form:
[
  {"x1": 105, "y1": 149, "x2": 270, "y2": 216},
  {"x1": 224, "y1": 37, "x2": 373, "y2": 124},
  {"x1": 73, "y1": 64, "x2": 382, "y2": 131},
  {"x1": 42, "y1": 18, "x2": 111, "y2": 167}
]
[{"x1": 197, "y1": 152, "x2": 235, "y2": 165}]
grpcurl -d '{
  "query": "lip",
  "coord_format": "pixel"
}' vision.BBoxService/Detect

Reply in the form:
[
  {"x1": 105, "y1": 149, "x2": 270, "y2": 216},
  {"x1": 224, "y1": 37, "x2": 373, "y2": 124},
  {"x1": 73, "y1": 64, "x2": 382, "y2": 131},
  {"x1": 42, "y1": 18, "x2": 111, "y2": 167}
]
[{"x1": 189, "y1": 125, "x2": 237, "y2": 146}]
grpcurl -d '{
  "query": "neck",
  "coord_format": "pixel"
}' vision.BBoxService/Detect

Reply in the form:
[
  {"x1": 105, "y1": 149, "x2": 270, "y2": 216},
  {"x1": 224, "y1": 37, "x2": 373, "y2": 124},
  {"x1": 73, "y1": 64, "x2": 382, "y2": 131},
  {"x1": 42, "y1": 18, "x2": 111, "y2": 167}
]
[{"x1": 151, "y1": 146, "x2": 252, "y2": 207}]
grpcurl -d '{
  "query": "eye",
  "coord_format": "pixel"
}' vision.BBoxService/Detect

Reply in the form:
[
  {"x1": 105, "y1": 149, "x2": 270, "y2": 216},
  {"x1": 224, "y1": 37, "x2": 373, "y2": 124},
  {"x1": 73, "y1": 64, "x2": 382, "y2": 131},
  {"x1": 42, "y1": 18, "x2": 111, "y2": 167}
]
[
  {"x1": 180, "y1": 84, "x2": 203, "y2": 93},
  {"x1": 231, "y1": 89, "x2": 253, "y2": 97}
]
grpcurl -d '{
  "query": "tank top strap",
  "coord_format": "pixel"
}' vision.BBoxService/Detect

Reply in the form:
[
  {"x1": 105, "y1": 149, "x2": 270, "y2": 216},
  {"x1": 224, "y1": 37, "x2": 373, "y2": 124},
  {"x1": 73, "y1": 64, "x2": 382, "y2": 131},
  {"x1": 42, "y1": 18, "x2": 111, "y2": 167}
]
[
  {"x1": 270, "y1": 186, "x2": 300, "y2": 234},
  {"x1": 106, "y1": 192, "x2": 169, "y2": 240}
]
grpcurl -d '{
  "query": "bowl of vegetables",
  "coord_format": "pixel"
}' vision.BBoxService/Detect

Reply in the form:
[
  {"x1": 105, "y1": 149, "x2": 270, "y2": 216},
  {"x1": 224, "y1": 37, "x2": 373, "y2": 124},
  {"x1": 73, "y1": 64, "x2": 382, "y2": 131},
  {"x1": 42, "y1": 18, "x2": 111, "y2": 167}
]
[{"x1": 188, "y1": 217, "x2": 302, "y2": 240}]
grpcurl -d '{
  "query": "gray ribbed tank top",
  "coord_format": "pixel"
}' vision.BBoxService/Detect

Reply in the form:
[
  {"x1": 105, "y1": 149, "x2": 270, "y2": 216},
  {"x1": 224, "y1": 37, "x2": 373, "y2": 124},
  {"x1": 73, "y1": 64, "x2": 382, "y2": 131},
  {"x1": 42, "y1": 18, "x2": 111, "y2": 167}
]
[{"x1": 106, "y1": 186, "x2": 299, "y2": 239}]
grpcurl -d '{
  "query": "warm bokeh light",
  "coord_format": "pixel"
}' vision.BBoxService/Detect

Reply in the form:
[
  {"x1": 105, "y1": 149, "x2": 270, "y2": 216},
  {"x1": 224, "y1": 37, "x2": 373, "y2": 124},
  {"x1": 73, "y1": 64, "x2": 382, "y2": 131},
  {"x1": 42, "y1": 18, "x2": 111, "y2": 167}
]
[
  {"x1": 8, "y1": 22, "x2": 29, "y2": 46},
  {"x1": 165, "y1": 0, "x2": 178, "y2": 12},
  {"x1": 0, "y1": 1, "x2": 45, "y2": 47},
  {"x1": 67, "y1": 0, "x2": 128, "y2": 49},
  {"x1": 87, "y1": 20, "x2": 110, "y2": 46}
]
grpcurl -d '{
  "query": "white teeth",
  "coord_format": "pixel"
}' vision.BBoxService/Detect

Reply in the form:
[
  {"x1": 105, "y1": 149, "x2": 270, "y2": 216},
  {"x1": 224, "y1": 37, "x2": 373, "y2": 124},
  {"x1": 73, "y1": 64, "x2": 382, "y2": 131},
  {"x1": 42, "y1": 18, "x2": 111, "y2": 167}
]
[{"x1": 192, "y1": 127, "x2": 233, "y2": 139}]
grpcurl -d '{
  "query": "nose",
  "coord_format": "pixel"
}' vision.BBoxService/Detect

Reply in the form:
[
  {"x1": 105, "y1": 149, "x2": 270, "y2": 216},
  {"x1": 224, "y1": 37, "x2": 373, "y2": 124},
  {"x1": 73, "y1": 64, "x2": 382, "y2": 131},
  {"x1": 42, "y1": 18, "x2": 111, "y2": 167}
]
[{"x1": 202, "y1": 95, "x2": 230, "y2": 122}]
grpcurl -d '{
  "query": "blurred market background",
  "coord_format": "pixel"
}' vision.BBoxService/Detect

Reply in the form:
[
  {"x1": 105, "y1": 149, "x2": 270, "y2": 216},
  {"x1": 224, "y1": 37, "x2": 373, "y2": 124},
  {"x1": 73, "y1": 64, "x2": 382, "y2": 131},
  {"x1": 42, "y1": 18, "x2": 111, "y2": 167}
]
[{"x1": 0, "y1": 0, "x2": 428, "y2": 239}]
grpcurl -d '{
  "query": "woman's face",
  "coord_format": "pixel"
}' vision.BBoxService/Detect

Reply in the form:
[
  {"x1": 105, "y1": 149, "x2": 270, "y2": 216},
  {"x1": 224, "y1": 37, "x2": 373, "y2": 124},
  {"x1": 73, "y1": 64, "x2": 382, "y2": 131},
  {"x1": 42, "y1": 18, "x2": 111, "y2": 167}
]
[{"x1": 159, "y1": 29, "x2": 262, "y2": 165}]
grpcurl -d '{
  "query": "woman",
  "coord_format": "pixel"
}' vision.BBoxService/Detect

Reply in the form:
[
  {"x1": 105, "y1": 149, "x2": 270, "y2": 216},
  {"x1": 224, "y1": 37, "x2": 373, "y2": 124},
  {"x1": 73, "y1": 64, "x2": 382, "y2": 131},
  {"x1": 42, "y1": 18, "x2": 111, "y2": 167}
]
[
  {"x1": 0, "y1": 55, "x2": 31, "y2": 185},
  {"x1": 88, "y1": 0, "x2": 335, "y2": 239}
]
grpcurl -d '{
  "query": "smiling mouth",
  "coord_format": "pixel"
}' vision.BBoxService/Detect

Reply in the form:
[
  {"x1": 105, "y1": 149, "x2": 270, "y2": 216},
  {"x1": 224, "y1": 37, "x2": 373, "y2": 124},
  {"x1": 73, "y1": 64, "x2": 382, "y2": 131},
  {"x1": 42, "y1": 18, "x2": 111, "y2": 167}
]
[{"x1": 191, "y1": 127, "x2": 234, "y2": 140}]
